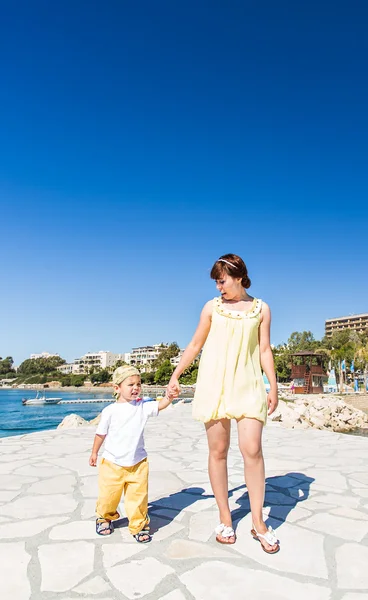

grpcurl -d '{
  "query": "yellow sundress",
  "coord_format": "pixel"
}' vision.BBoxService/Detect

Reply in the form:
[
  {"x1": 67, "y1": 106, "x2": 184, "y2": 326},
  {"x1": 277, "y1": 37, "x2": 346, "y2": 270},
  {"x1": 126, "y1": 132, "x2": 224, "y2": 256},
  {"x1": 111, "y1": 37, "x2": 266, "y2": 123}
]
[{"x1": 192, "y1": 296, "x2": 268, "y2": 424}]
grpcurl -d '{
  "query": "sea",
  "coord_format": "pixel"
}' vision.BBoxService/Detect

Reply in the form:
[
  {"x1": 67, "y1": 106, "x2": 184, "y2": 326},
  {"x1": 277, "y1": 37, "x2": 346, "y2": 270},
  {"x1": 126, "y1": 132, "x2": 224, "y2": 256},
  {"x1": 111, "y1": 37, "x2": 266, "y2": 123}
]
[{"x1": 0, "y1": 388, "x2": 113, "y2": 438}]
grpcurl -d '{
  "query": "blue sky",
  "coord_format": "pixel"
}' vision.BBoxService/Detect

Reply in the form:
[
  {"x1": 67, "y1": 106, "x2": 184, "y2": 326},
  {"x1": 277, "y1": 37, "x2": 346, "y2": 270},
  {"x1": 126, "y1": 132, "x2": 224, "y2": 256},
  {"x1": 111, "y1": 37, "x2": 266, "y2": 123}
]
[{"x1": 1, "y1": 1, "x2": 367, "y2": 365}]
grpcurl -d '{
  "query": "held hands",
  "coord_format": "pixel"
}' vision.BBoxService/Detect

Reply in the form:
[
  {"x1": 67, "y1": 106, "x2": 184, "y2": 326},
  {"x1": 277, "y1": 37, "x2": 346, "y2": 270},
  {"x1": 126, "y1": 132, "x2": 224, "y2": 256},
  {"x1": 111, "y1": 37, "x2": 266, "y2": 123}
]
[
  {"x1": 89, "y1": 453, "x2": 98, "y2": 467},
  {"x1": 167, "y1": 375, "x2": 180, "y2": 399},
  {"x1": 267, "y1": 389, "x2": 278, "y2": 415}
]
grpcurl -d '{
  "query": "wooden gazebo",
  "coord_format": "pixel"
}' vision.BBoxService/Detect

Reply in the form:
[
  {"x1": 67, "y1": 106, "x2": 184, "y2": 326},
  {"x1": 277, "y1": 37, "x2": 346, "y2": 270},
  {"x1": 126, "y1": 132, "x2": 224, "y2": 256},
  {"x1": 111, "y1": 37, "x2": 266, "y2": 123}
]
[{"x1": 291, "y1": 351, "x2": 326, "y2": 394}]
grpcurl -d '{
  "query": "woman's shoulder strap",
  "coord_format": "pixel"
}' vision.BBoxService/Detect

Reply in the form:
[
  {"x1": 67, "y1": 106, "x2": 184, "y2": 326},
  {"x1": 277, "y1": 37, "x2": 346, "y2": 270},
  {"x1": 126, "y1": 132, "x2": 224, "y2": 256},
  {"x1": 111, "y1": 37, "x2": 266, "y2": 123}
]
[{"x1": 250, "y1": 297, "x2": 263, "y2": 318}]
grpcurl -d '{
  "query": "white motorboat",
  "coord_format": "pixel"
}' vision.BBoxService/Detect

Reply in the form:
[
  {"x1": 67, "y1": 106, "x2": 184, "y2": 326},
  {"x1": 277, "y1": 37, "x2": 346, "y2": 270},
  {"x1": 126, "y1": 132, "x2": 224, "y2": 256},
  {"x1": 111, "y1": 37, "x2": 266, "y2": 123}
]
[{"x1": 22, "y1": 392, "x2": 61, "y2": 406}]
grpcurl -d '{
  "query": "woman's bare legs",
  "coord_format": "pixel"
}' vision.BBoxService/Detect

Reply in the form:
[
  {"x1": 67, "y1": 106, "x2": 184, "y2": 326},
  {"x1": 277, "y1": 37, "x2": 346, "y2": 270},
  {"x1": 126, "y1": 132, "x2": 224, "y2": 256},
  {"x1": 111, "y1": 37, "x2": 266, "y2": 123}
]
[
  {"x1": 205, "y1": 419, "x2": 235, "y2": 543},
  {"x1": 237, "y1": 417, "x2": 278, "y2": 552}
]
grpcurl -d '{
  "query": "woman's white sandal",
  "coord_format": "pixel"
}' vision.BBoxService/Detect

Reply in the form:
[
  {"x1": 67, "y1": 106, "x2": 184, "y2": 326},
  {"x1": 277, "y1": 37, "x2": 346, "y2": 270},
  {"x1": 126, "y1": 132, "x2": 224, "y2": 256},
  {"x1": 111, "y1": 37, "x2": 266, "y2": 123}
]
[
  {"x1": 215, "y1": 523, "x2": 236, "y2": 544},
  {"x1": 251, "y1": 526, "x2": 280, "y2": 554}
]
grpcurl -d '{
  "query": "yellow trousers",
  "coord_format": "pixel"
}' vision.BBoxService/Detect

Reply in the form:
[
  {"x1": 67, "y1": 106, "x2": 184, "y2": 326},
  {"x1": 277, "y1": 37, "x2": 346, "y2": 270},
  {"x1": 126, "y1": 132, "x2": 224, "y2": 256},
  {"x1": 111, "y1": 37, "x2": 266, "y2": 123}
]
[{"x1": 96, "y1": 457, "x2": 149, "y2": 535}]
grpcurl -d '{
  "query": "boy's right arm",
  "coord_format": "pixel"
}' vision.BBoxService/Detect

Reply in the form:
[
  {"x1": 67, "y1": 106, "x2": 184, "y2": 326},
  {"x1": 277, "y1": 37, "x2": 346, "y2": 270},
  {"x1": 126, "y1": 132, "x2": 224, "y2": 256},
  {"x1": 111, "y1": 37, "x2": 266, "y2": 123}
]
[{"x1": 89, "y1": 434, "x2": 106, "y2": 467}]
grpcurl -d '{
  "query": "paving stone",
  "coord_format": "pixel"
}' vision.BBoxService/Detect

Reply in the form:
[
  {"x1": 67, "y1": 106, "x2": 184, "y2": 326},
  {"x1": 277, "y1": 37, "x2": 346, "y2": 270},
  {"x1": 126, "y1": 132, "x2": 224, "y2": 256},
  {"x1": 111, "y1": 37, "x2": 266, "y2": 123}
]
[
  {"x1": 160, "y1": 591, "x2": 187, "y2": 600},
  {"x1": 151, "y1": 518, "x2": 185, "y2": 541},
  {"x1": 307, "y1": 469, "x2": 348, "y2": 490},
  {"x1": 1, "y1": 404, "x2": 368, "y2": 600},
  {"x1": 49, "y1": 520, "x2": 99, "y2": 540},
  {"x1": 26, "y1": 474, "x2": 76, "y2": 495},
  {"x1": 176, "y1": 469, "x2": 212, "y2": 484},
  {"x1": 0, "y1": 542, "x2": 31, "y2": 599},
  {"x1": 188, "y1": 510, "x2": 220, "y2": 542},
  {"x1": 311, "y1": 494, "x2": 360, "y2": 508},
  {"x1": 0, "y1": 493, "x2": 77, "y2": 518},
  {"x1": 234, "y1": 515, "x2": 328, "y2": 579},
  {"x1": 0, "y1": 490, "x2": 20, "y2": 502},
  {"x1": 106, "y1": 556, "x2": 174, "y2": 599},
  {"x1": 340, "y1": 594, "x2": 368, "y2": 600},
  {"x1": 150, "y1": 508, "x2": 185, "y2": 522},
  {"x1": 298, "y1": 513, "x2": 368, "y2": 542},
  {"x1": 73, "y1": 575, "x2": 111, "y2": 594},
  {"x1": 2, "y1": 474, "x2": 37, "y2": 490},
  {"x1": 148, "y1": 471, "x2": 185, "y2": 502},
  {"x1": 13, "y1": 463, "x2": 71, "y2": 477},
  {"x1": 39, "y1": 541, "x2": 95, "y2": 592},
  {"x1": 0, "y1": 459, "x2": 33, "y2": 475},
  {"x1": 165, "y1": 539, "x2": 234, "y2": 559},
  {"x1": 352, "y1": 488, "x2": 368, "y2": 498},
  {"x1": 336, "y1": 543, "x2": 368, "y2": 589},
  {"x1": 148, "y1": 455, "x2": 182, "y2": 471},
  {"x1": 80, "y1": 475, "x2": 99, "y2": 498},
  {"x1": 51, "y1": 456, "x2": 96, "y2": 476},
  {"x1": 0, "y1": 516, "x2": 68, "y2": 539},
  {"x1": 102, "y1": 543, "x2": 147, "y2": 568},
  {"x1": 81, "y1": 498, "x2": 97, "y2": 519},
  {"x1": 264, "y1": 492, "x2": 296, "y2": 505},
  {"x1": 62, "y1": 597, "x2": 115, "y2": 600},
  {"x1": 330, "y1": 507, "x2": 368, "y2": 520},
  {"x1": 265, "y1": 504, "x2": 312, "y2": 523},
  {"x1": 349, "y1": 472, "x2": 368, "y2": 486},
  {"x1": 180, "y1": 561, "x2": 332, "y2": 599}
]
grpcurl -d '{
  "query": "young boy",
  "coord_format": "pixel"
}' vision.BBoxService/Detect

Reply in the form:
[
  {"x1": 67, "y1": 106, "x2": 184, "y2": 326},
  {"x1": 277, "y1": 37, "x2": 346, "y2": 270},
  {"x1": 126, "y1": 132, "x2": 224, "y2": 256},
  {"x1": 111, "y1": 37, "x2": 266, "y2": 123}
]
[{"x1": 89, "y1": 365, "x2": 174, "y2": 542}]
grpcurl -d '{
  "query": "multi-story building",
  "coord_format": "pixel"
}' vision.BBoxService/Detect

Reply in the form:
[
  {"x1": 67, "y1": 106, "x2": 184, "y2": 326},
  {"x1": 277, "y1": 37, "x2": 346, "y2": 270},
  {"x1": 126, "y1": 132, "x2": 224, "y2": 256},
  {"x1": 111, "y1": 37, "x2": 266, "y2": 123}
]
[
  {"x1": 129, "y1": 345, "x2": 168, "y2": 371},
  {"x1": 170, "y1": 350, "x2": 185, "y2": 366},
  {"x1": 30, "y1": 352, "x2": 60, "y2": 360},
  {"x1": 325, "y1": 313, "x2": 368, "y2": 337},
  {"x1": 71, "y1": 351, "x2": 128, "y2": 374},
  {"x1": 56, "y1": 363, "x2": 79, "y2": 375}
]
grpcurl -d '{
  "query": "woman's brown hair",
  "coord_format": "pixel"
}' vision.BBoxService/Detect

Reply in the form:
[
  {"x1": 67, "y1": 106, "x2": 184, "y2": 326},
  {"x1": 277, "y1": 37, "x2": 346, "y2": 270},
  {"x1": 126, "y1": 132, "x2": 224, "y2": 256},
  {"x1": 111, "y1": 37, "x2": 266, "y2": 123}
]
[{"x1": 210, "y1": 253, "x2": 251, "y2": 289}]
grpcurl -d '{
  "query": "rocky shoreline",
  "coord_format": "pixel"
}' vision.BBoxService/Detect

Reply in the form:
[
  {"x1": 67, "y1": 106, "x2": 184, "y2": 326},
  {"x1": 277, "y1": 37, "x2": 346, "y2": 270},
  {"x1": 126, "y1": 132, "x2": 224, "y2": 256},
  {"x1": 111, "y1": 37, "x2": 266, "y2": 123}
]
[
  {"x1": 57, "y1": 394, "x2": 368, "y2": 436},
  {"x1": 273, "y1": 393, "x2": 368, "y2": 433}
]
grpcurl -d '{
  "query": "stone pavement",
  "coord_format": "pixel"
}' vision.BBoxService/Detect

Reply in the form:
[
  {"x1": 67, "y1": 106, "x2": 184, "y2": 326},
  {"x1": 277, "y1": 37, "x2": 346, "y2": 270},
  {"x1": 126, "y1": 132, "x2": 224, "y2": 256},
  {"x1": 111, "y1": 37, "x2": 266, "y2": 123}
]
[{"x1": 1, "y1": 403, "x2": 368, "y2": 600}]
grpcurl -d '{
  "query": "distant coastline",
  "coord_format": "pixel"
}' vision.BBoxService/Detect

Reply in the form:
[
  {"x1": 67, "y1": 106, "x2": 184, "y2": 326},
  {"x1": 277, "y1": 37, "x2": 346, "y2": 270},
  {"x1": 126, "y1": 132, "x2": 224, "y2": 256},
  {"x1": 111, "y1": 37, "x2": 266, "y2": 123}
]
[{"x1": 1, "y1": 384, "x2": 195, "y2": 396}]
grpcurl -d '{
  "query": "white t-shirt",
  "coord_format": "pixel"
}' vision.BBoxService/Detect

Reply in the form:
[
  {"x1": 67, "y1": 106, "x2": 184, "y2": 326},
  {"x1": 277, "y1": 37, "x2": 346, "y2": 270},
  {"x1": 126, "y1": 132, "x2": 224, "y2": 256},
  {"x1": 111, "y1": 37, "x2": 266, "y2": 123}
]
[{"x1": 96, "y1": 400, "x2": 159, "y2": 467}]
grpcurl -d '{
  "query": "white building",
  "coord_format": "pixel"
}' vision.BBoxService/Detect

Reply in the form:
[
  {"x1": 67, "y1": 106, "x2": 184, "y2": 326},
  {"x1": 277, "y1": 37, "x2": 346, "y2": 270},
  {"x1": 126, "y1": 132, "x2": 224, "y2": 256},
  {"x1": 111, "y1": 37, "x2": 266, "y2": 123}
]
[
  {"x1": 170, "y1": 349, "x2": 185, "y2": 366},
  {"x1": 129, "y1": 345, "x2": 168, "y2": 372},
  {"x1": 72, "y1": 351, "x2": 128, "y2": 374},
  {"x1": 56, "y1": 363, "x2": 79, "y2": 375},
  {"x1": 30, "y1": 352, "x2": 60, "y2": 360}
]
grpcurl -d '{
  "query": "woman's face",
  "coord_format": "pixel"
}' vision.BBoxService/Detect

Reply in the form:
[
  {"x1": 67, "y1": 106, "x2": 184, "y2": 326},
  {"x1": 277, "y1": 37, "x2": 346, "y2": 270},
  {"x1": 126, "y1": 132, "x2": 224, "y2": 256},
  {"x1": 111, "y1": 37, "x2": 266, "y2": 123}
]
[{"x1": 215, "y1": 273, "x2": 242, "y2": 299}]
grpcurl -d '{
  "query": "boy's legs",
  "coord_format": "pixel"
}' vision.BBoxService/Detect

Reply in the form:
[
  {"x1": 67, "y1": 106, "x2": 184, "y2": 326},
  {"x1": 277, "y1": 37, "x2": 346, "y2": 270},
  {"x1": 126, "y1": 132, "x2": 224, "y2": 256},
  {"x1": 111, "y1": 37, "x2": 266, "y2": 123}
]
[
  {"x1": 123, "y1": 458, "x2": 149, "y2": 535},
  {"x1": 96, "y1": 458, "x2": 125, "y2": 521}
]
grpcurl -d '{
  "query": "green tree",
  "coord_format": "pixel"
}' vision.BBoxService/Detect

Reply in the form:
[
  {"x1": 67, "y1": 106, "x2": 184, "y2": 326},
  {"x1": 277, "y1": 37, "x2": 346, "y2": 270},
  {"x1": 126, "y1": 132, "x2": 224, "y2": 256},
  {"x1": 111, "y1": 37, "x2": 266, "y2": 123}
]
[
  {"x1": 287, "y1": 331, "x2": 317, "y2": 352},
  {"x1": 179, "y1": 364, "x2": 198, "y2": 385},
  {"x1": 272, "y1": 346, "x2": 292, "y2": 381},
  {"x1": 114, "y1": 360, "x2": 128, "y2": 369},
  {"x1": 151, "y1": 343, "x2": 180, "y2": 370},
  {"x1": 0, "y1": 356, "x2": 15, "y2": 376},
  {"x1": 91, "y1": 369, "x2": 111, "y2": 384},
  {"x1": 141, "y1": 371, "x2": 155, "y2": 384},
  {"x1": 18, "y1": 356, "x2": 66, "y2": 375},
  {"x1": 154, "y1": 360, "x2": 174, "y2": 385}
]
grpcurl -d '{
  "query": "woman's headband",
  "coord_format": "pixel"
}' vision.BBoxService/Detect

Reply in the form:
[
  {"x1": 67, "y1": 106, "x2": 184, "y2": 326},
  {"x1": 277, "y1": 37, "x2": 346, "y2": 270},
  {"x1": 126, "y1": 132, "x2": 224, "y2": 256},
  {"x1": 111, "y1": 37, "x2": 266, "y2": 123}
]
[{"x1": 218, "y1": 258, "x2": 234, "y2": 268}]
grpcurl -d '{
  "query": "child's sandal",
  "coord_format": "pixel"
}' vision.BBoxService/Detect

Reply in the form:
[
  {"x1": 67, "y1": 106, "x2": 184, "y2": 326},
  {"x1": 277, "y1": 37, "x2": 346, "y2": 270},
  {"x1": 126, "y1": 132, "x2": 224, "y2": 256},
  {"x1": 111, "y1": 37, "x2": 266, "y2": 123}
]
[
  {"x1": 133, "y1": 526, "x2": 152, "y2": 543},
  {"x1": 96, "y1": 518, "x2": 113, "y2": 536}
]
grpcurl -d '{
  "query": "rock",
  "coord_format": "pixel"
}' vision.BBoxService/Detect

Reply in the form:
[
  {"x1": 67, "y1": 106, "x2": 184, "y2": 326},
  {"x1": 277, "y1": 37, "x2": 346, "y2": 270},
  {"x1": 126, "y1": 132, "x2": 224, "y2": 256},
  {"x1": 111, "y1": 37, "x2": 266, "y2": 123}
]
[
  {"x1": 57, "y1": 414, "x2": 88, "y2": 429},
  {"x1": 274, "y1": 394, "x2": 367, "y2": 433},
  {"x1": 89, "y1": 414, "x2": 101, "y2": 426}
]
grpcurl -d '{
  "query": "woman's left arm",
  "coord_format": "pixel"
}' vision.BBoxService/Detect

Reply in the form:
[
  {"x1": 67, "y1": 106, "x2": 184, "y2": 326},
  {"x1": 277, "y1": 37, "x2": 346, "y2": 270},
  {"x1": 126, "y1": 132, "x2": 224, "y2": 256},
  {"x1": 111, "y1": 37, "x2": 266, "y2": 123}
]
[{"x1": 259, "y1": 302, "x2": 278, "y2": 415}]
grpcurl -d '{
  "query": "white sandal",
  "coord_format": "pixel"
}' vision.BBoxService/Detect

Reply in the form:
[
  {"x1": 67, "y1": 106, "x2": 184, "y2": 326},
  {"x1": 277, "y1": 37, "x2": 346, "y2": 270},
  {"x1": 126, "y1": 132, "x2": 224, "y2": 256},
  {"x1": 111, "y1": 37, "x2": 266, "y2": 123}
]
[
  {"x1": 251, "y1": 525, "x2": 280, "y2": 554},
  {"x1": 215, "y1": 523, "x2": 236, "y2": 544}
]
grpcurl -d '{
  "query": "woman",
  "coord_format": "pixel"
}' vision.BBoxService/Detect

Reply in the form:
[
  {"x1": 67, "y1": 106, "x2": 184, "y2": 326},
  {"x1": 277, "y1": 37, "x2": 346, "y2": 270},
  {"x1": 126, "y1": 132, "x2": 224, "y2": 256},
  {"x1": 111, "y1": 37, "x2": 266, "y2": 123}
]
[{"x1": 168, "y1": 253, "x2": 279, "y2": 553}]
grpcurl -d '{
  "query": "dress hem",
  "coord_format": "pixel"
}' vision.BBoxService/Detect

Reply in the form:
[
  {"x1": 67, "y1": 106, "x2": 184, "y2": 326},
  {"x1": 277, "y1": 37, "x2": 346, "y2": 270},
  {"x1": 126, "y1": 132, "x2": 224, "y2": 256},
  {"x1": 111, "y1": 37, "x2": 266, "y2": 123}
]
[{"x1": 193, "y1": 412, "x2": 266, "y2": 425}]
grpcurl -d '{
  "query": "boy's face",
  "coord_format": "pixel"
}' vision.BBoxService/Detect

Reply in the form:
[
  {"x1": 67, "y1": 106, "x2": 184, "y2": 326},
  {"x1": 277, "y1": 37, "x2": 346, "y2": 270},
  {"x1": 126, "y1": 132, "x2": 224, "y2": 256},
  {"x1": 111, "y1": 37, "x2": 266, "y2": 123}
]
[{"x1": 115, "y1": 375, "x2": 142, "y2": 401}]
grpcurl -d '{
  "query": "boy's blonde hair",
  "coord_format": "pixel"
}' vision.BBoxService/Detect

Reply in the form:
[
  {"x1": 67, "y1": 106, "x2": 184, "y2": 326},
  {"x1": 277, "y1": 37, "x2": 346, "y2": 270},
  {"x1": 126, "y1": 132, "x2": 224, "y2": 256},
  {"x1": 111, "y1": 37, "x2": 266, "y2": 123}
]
[{"x1": 112, "y1": 366, "x2": 140, "y2": 399}]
